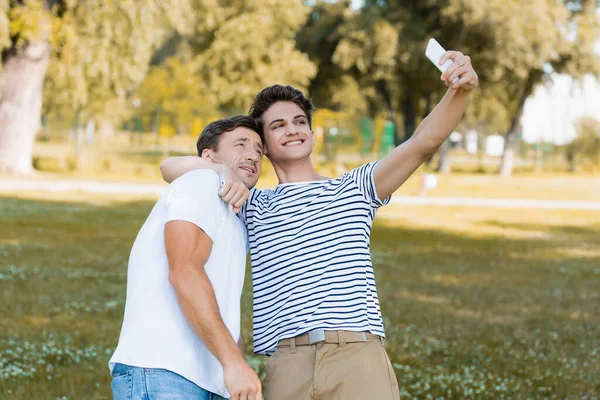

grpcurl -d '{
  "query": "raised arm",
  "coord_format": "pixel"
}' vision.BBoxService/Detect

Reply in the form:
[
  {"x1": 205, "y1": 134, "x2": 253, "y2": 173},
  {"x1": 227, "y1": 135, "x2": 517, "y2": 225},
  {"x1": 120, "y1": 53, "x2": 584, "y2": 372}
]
[
  {"x1": 161, "y1": 156, "x2": 249, "y2": 213},
  {"x1": 373, "y1": 50, "x2": 478, "y2": 200},
  {"x1": 165, "y1": 221, "x2": 262, "y2": 400}
]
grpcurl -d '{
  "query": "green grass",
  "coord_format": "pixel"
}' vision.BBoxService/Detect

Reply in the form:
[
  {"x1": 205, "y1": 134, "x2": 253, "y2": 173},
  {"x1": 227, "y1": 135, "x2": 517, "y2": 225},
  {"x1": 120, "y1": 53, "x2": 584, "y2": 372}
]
[{"x1": 1, "y1": 192, "x2": 599, "y2": 399}]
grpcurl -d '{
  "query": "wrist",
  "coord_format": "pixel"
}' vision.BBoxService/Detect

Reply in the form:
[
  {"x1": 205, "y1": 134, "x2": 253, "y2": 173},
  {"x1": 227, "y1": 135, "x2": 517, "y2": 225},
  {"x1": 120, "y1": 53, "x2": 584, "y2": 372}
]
[{"x1": 221, "y1": 351, "x2": 245, "y2": 370}]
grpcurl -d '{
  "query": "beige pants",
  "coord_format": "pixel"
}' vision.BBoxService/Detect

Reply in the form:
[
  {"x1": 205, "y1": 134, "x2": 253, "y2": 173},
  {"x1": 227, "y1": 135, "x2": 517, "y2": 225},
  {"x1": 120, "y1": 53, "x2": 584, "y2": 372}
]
[{"x1": 265, "y1": 331, "x2": 400, "y2": 400}]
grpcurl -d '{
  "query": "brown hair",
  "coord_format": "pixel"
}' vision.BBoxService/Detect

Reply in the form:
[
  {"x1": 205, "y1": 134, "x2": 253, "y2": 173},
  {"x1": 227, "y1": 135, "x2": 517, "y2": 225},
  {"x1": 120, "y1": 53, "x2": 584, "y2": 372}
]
[
  {"x1": 248, "y1": 85, "x2": 315, "y2": 133},
  {"x1": 196, "y1": 115, "x2": 261, "y2": 156}
]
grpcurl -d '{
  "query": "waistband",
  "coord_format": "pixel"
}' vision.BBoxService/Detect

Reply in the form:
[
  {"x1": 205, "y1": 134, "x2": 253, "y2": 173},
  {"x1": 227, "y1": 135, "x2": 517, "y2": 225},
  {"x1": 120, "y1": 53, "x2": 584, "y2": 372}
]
[{"x1": 277, "y1": 330, "x2": 384, "y2": 347}]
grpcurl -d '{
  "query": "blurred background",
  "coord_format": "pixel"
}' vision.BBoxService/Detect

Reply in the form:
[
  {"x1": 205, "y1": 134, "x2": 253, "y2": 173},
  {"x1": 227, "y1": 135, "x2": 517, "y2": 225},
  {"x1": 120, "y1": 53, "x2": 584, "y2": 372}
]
[{"x1": 0, "y1": 0, "x2": 599, "y2": 399}]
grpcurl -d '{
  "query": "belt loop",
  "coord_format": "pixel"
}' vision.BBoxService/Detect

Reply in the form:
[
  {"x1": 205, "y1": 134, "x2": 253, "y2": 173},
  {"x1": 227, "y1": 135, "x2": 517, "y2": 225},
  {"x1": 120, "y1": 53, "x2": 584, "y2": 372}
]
[
  {"x1": 290, "y1": 337, "x2": 297, "y2": 354},
  {"x1": 338, "y1": 331, "x2": 346, "y2": 347},
  {"x1": 379, "y1": 335, "x2": 385, "y2": 344}
]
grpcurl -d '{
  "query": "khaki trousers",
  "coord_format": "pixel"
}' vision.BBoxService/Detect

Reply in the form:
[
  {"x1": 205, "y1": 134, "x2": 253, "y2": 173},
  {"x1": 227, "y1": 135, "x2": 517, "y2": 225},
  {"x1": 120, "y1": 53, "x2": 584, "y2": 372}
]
[{"x1": 265, "y1": 331, "x2": 400, "y2": 400}]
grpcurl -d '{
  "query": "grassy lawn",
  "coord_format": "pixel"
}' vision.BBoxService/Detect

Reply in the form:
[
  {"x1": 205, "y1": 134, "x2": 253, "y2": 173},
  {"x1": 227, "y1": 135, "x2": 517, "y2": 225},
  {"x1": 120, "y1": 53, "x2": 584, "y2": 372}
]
[{"x1": 0, "y1": 191, "x2": 598, "y2": 399}]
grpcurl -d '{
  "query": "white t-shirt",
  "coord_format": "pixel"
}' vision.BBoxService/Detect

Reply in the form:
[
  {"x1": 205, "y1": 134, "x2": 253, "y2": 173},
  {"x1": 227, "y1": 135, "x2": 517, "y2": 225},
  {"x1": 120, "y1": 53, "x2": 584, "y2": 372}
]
[{"x1": 109, "y1": 170, "x2": 247, "y2": 398}]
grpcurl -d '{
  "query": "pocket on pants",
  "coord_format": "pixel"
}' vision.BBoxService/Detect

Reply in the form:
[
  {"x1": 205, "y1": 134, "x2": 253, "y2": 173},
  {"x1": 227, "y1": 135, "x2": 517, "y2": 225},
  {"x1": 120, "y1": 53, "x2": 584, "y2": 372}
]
[{"x1": 111, "y1": 369, "x2": 133, "y2": 400}]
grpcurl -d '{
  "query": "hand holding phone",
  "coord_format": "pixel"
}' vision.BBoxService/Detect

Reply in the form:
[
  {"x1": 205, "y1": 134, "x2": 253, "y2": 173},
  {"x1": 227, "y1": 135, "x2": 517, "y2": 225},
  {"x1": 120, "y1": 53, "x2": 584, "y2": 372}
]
[{"x1": 425, "y1": 39, "x2": 459, "y2": 83}]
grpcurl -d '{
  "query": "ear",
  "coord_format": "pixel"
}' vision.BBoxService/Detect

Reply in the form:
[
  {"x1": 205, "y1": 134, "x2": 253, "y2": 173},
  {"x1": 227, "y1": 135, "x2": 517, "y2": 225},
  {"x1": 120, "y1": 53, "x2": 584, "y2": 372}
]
[{"x1": 201, "y1": 148, "x2": 214, "y2": 161}]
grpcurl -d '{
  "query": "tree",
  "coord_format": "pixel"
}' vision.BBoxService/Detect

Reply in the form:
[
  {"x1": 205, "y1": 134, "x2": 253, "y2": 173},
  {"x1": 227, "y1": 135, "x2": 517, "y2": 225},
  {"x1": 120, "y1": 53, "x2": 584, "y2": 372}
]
[
  {"x1": 195, "y1": 0, "x2": 317, "y2": 112},
  {"x1": 0, "y1": 0, "x2": 196, "y2": 174},
  {"x1": 566, "y1": 116, "x2": 600, "y2": 170},
  {"x1": 307, "y1": 0, "x2": 600, "y2": 176},
  {"x1": 135, "y1": 47, "x2": 220, "y2": 137}
]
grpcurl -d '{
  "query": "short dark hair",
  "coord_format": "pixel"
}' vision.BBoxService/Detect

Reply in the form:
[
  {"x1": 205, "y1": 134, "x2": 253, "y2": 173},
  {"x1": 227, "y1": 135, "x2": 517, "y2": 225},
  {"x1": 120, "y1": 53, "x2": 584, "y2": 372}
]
[
  {"x1": 248, "y1": 85, "x2": 315, "y2": 133},
  {"x1": 196, "y1": 115, "x2": 261, "y2": 156}
]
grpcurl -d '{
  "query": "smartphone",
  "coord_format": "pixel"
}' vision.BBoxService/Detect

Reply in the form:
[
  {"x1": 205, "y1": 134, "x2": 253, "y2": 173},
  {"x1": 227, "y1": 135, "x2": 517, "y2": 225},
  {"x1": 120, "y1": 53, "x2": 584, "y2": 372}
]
[{"x1": 425, "y1": 38, "x2": 453, "y2": 73}]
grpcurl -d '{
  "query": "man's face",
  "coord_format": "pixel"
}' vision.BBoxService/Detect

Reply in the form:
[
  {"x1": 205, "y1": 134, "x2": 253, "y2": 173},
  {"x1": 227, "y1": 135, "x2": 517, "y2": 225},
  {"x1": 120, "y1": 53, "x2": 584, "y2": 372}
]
[
  {"x1": 204, "y1": 127, "x2": 264, "y2": 188},
  {"x1": 261, "y1": 101, "x2": 314, "y2": 162}
]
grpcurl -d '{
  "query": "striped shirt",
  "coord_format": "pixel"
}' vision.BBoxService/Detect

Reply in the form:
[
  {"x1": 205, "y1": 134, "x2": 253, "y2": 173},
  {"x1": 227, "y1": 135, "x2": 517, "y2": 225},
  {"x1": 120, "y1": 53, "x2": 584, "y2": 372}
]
[{"x1": 240, "y1": 162, "x2": 390, "y2": 355}]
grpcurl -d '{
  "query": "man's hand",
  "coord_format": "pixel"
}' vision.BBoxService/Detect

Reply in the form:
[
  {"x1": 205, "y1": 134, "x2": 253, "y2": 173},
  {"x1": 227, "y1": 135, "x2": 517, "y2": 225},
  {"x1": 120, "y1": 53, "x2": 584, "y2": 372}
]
[
  {"x1": 439, "y1": 51, "x2": 478, "y2": 91},
  {"x1": 224, "y1": 359, "x2": 262, "y2": 400},
  {"x1": 216, "y1": 165, "x2": 250, "y2": 214}
]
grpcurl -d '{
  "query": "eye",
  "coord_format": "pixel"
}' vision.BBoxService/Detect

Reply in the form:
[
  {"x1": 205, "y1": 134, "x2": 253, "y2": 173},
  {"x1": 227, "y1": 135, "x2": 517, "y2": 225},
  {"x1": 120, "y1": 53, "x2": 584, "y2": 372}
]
[
  {"x1": 295, "y1": 120, "x2": 306, "y2": 125},
  {"x1": 274, "y1": 124, "x2": 283, "y2": 129}
]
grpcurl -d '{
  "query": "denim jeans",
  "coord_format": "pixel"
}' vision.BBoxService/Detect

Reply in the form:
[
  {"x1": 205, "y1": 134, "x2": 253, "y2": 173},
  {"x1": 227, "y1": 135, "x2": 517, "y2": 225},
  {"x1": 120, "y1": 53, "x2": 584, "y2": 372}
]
[{"x1": 111, "y1": 363, "x2": 227, "y2": 400}]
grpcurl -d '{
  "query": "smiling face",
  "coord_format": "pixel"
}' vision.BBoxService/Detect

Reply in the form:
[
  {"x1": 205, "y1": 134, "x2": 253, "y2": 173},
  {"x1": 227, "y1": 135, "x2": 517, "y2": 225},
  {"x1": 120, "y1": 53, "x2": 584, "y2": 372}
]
[
  {"x1": 261, "y1": 101, "x2": 314, "y2": 163},
  {"x1": 202, "y1": 127, "x2": 264, "y2": 188}
]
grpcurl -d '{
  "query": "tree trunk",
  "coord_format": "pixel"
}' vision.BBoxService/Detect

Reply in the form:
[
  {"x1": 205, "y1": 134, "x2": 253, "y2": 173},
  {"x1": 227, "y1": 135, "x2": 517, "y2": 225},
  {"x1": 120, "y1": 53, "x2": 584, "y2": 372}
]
[
  {"x1": 499, "y1": 71, "x2": 541, "y2": 177},
  {"x1": 401, "y1": 93, "x2": 416, "y2": 146},
  {"x1": 98, "y1": 119, "x2": 115, "y2": 146},
  {"x1": 375, "y1": 80, "x2": 401, "y2": 146},
  {"x1": 0, "y1": 43, "x2": 50, "y2": 174},
  {"x1": 437, "y1": 138, "x2": 452, "y2": 174}
]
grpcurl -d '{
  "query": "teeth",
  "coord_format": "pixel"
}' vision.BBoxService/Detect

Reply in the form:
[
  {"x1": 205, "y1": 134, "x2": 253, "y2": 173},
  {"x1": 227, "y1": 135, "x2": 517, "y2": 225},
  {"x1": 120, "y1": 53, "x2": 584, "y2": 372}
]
[{"x1": 284, "y1": 140, "x2": 302, "y2": 146}]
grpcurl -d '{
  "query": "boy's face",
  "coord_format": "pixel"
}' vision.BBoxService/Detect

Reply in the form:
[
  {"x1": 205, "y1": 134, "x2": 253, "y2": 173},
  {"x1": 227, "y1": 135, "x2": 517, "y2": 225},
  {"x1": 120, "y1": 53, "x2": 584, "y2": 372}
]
[
  {"x1": 203, "y1": 127, "x2": 264, "y2": 188},
  {"x1": 261, "y1": 101, "x2": 314, "y2": 163}
]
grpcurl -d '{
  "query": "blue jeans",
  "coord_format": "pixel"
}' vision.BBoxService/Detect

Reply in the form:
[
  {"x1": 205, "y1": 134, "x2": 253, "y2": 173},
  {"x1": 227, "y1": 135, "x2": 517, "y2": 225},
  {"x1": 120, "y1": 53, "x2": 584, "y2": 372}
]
[{"x1": 111, "y1": 363, "x2": 226, "y2": 400}]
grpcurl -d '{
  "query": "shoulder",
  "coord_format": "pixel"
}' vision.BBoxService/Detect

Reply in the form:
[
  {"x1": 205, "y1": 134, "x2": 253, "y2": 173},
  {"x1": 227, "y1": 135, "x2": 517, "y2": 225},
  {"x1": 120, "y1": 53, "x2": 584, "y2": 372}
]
[
  {"x1": 346, "y1": 161, "x2": 379, "y2": 177},
  {"x1": 165, "y1": 170, "x2": 222, "y2": 208},
  {"x1": 169, "y1": 170, "x2": 220, "y2": 195}
]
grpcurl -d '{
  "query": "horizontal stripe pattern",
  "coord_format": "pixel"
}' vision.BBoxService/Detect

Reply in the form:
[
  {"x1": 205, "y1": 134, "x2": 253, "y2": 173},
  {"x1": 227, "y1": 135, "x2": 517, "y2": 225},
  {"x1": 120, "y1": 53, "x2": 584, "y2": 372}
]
[{"x1": 241, "y1": 162, "x2": 389, "y2": 355}]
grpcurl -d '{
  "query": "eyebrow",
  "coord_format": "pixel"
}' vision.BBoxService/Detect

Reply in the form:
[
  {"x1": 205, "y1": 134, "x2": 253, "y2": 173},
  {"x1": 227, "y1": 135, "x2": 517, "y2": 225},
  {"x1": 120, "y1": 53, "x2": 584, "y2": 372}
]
[{"x1": 269, "y1": 115, "x2": 307, "y2": 126}]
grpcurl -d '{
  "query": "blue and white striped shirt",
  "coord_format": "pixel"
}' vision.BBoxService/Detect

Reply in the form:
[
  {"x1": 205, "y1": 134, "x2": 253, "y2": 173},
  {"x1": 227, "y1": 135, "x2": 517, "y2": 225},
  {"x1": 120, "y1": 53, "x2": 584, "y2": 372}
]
[{"x1": 240, "y1": 162, "x2": 390, "y2": 355}]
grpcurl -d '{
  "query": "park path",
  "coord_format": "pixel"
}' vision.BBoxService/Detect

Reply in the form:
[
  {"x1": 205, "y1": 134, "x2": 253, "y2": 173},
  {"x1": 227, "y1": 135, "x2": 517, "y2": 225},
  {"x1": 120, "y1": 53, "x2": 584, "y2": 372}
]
[{"x1": 1, "y1": 178, "x2": 599, "y2": 211}]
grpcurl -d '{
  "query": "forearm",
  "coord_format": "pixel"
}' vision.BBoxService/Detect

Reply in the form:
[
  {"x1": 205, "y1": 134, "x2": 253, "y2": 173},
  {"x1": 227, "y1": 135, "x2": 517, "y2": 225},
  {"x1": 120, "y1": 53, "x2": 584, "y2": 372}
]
[
  {"x1": 412, "y1": 87, "x2": 471, "y2": 151},
  {"x1": 373, "y1": 89, "x2": 471, "y2": 199},
  {"x1": 160, "y1": 156, "x2": 224, "y2": 183},
  {"x1": 170, "y1": 268, "x2": 243, "y2": 368}
]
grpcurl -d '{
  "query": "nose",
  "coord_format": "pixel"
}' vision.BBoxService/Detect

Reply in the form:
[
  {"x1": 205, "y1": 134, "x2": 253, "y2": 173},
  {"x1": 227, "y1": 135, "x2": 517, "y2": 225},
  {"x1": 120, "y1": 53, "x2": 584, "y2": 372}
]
[
  {"x1": 285, "y1": 124, "x2": 300, "y2": 136},
  {"x1": 246, "y1": 151, "x2": 260, "y2": 162}
]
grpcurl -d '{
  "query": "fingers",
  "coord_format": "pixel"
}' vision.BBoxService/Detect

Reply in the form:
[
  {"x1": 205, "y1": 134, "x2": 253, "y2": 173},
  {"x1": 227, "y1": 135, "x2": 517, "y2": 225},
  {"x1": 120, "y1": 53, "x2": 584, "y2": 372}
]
[
  {"x1": 451, "y1": 71, "x2": 478, "y2": 90},
  {"x1": 441, "y1": 54, "x2": 469, "y2": 80},
  {"x1": 221, "y1": 185, "x2": 248, "y2": 209},
  {"x1": 220, "y1": 185, "x2": 237, "y2": 204},
  {"x1": 247, "y1": 383, "x2": 262, "y2": 400},
  {"x1": 439, "y1": 52, "x2": 477, "y2": 90},
  {"x1": 219, "y1": 179, "x2": 233, "y2": 197},
  {"x1": 439, "y1": 50, "x2": 463, "y2": 66},
  {"x1": 237, "y1": 386, "x2": 261, "y2": 400},
  {"x1": 444, "y1": 64, "x2": 470, "y2": 86},
  {"x1": 231, "y1": 188, "x2": 249, "y2": 210}
]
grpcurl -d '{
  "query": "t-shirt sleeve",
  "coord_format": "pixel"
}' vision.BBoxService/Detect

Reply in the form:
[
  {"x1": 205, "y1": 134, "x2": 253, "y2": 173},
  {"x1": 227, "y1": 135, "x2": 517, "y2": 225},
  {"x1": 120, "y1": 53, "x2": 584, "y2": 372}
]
[
  {"x1": 237, "y1": 187, "x2": 262, "y2": 226},
  {"x1": 164, "y1": 170, "x2": 222, "y2": 241},
  {"x1": 347, "y1": 161, "x2": 391, "y2": 209}
]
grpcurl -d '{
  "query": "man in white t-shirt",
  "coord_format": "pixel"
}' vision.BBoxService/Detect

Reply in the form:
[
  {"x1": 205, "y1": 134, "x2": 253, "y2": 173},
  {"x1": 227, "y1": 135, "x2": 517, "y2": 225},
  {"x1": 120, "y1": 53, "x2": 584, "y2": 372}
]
[{"x1": 109, "y1": 116, "x2": 265, "y2": 400}]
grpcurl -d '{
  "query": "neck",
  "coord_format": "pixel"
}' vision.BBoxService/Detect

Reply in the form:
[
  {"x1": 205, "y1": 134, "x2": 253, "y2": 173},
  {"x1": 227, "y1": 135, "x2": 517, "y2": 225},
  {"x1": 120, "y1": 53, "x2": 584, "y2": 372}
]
[{"x1": 270, "y1": 156, "x2": 327, "y2": 184}]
